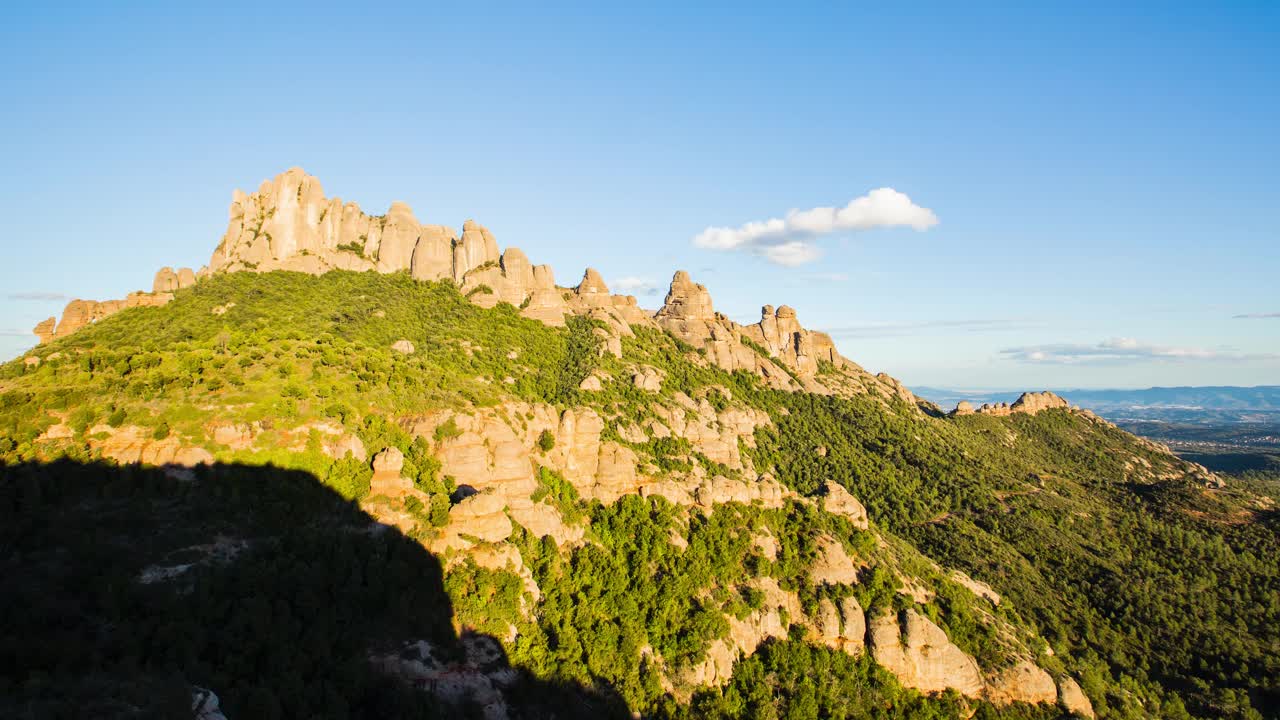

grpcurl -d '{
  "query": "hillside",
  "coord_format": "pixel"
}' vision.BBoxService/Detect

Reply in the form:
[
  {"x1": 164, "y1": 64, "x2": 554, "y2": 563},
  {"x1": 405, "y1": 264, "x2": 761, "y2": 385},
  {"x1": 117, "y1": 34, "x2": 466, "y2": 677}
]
[{"x1": 3, "y1": 171, "x2": 1278, "y2": 720}]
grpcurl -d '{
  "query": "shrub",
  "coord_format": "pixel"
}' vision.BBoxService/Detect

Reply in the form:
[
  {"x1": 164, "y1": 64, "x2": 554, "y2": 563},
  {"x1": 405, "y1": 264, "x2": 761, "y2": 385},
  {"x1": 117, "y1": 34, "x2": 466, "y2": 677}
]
[{"x1": 536, "y1": 429, "x2": 555, "y2": 452}]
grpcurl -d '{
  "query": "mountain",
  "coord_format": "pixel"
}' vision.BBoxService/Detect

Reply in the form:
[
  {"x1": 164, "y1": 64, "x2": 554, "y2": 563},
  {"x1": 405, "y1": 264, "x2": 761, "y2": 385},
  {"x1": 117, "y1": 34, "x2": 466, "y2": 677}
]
[
  {"x1": 914, "y1": 386, "x2": 1280, "y2": 424},
  {"x1": 3, "y1": 169, "x2": 1277, "y2": 720}
]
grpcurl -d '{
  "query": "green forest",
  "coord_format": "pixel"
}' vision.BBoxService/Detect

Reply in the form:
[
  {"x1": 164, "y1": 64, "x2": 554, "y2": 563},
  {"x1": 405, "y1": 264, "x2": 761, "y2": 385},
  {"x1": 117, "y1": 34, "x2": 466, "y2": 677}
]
[{"x1": 2, "y1": 270, "x2": 1277, "y2": 719}]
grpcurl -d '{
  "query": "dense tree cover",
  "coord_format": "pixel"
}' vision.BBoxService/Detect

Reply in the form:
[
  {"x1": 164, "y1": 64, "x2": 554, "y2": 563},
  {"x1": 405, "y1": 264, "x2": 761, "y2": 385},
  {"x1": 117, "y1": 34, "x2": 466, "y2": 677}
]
[
  {"x1": 3, "y1": 270, "x2": 1278, "y2": 718},
  {"x1": 744, "y1": 393, "x2": 1279, "y2": 719},
  {"x1": 504, "y1": 494, "x2": 1030, "y2": 716},
  {"x1": 0, "y1": 271, "x2": 602, "y2": 465}
]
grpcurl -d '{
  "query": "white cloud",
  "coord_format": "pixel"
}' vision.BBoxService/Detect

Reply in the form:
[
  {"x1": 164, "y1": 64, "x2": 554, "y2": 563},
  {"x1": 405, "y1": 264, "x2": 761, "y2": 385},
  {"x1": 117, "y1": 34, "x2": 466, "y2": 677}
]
[
  {"x1": 612, "y1": 276, "x2": 661, "y2": 296},
  {"x1": 1001, "y1": 337, "x2": 1276, "y2": 365},
  {"x1": 759, "y1": 241, "x2": 822, "y2": 267},
  {"x1": 693, "y1": 188, "x2": 938, "y2": 266},
  {"x1": 1234, "y1": 312, "x2": 1280, "y2": 319}
]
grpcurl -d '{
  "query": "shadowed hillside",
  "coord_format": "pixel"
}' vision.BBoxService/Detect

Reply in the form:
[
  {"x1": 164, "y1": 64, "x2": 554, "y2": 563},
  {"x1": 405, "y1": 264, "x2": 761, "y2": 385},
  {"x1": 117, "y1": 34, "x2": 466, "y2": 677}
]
[{"x1": 0, "y1": 459, "x2": 629, "y2": 719}]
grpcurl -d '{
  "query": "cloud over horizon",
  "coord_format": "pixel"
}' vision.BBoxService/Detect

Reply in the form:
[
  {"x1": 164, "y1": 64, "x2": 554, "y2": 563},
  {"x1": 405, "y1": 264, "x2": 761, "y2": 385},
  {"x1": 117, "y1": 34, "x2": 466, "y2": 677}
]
[
  {"x1": 8, "y1": 291, "x2": 69, "y2": 302},
  {"x1": 692, "y1": 188, "x2": 938, "y2": 266},
  {"x1": 1001, "y1": 337, "x2": 1276, "y2": 365},
  {"x1": 1234, "y1": 312, "x2": 1280, "y2": 319},
  {"x1": 825, "y1": 318, "x2": 1042, "y2": 339},
  {"x1": 611, "y1": 276, "x2": 662, "y2": 296}
]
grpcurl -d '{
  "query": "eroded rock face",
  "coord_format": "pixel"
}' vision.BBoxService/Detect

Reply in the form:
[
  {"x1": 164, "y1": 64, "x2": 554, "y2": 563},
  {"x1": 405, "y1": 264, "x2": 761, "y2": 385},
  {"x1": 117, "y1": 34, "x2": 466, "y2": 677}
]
[
  {"x1": 86, "y1": 425, "x2": 214, "y2": 468},
  {"x1": 810, "y1": 536, "x2": 860, "y2": 585},
  {"x1": 371, "y1": 447, "x2": 415, "y2": 497},
  {"x1": 869, "y1": 610, "x2": 984, "y2": 696},
  {"x1": 444, "y1": 492, "x2": 514, "y2": 546},
  {"x1": 202, "y1": 168, "x2": 564, "y2": 327},
  {"x1": 1058, "y1": 677, "x2": 1096, "y2": 718},
  {"x1": 681, "y1": 578, "x2": 800, "y2": 688},
  {"x1": 153, "y1": 266, "x2": 197, "y2": 294},
  {"x1": 985, "y1": 659, "x2": 1057, "y2": 706},
  {"x1": 972, "y1": 391, "x2": 1072, "y2": 417},
  {"x1": 821, "y1": 481, "x2": 869, "y2": 530},
  {"x1": 1010, "y1": 391, "x2": 1070, "y2": 415},
  {"x1": 35, "y1": 291, "x2": 174, "y2": 344},
  {"x1": 33, "y1": 317, "x2": 56, "y2": 344},
  {"x1": 650, "y1": 271, "x2": 920, "y2": 403}
]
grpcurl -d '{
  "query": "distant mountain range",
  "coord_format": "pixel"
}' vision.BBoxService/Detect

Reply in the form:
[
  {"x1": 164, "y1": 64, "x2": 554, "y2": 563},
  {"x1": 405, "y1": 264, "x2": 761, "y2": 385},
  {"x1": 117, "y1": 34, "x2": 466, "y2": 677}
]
[{"x1": 913, "y1": 385, "x2": 1280, "y2": 424}]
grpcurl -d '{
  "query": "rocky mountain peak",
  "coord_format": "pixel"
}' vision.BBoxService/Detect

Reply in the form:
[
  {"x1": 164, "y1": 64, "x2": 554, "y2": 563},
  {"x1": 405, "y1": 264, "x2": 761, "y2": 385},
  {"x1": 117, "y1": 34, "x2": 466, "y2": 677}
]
[
  {"x1": 31, "y1": 168, "x2": 921, "y2": 408},
  {"x1": 657, "y1": 270, "x2": 715, "y2": 322},
  {"x1": 951, "y1": 391, "x2": 1072, "y2": 417},
  {"x1": 576, "y1": 268, "x2": 610, "y2": 296}
]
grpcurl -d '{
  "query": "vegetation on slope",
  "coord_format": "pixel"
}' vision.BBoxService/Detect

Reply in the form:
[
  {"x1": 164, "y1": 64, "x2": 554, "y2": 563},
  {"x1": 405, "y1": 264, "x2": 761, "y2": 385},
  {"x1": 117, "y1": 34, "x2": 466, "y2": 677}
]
[{"x1": 2, "y1": 270, "x2": 1277, "y2": 719}]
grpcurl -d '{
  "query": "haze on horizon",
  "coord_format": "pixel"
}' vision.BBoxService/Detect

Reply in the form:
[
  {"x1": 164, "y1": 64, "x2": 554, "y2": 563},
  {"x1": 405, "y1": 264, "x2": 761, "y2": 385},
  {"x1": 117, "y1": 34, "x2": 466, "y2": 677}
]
[{"x1": 1, "y1": 2, "x2": 1276, "y2": 389}]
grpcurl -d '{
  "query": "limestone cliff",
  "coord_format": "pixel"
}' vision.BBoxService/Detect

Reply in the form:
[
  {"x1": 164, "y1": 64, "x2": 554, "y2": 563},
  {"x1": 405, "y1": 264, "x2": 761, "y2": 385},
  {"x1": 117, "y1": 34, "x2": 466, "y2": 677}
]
[
  {"x1": 32, "y1": 168, "x2": 924, "y2": 413},
  {"x1": 653, "y1": 270, "x2": 918, "y2": 403},
  {"x1": 952, "y1": 391, "x2": 1072, "y2": 417}
]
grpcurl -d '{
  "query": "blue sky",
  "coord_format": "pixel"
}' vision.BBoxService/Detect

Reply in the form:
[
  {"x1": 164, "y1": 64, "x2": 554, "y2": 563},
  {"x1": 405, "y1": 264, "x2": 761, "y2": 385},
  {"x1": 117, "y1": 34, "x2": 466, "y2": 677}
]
[{"x1": 1, "y1": 1, "x2": 1277, "y2": 389}]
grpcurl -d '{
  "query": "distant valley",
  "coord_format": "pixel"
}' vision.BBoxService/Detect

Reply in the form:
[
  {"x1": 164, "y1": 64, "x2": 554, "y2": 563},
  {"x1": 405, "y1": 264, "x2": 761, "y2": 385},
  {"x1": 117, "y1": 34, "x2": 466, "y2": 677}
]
[{"x1": 915, "y1": 385, "x2": 1280, "y2": 474}]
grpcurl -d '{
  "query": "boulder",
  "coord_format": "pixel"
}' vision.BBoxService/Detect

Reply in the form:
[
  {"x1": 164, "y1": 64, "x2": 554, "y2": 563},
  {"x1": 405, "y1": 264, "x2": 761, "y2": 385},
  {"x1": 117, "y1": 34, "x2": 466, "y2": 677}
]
[
  {"x1": 821, "y1": 481, "x2": 869, "y2": 530},
  {"x1": 632, "y1": 367, "x2": 662, "y2": 392},
  {"x1": 811, "y1": 536, "x2": 860, "y2": 585},
  {"x1": 1058, "y1": 677, "x2": 1095, "y2": 718},
  {"x1": 838, "y1": 596, "x2": 866, "y2": 654},
  {"x1": 391, "y1": 339, "x2": 415, "y2": 354},
  {"x1": 656, "y1": 270, "x2": 715, "y2": 322},
  {"x1": 371, "y1": 447, "x2": 414, "y2": 497},
  {"x1": 985, "y1": 659, "x2": 1057, "y2": 705},
  {"x1": 447, "y1": 492, "x2": 513, "y2": 544},
  {"x1": 1010, "y1": 391, "x2": 1070, "y2": 415},
  {"x1": 869, "y1": 610, "x2": 985, "y2": 697},
  {"x1": 153, "y1": 267, "x2": 179, "y2": 294},
  {"x1": 33, "y1": 317, "x2": 56, "y2": 344},
  {"x1": 410, "y1": 225, "x2": 457, "y2": 281}
]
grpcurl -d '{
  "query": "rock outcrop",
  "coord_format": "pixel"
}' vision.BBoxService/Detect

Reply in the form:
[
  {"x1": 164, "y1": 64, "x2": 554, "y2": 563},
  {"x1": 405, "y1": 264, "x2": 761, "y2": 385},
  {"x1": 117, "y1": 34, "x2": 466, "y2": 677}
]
[
  {"x1": 34, "y1": 291, "x2": 174, "y2": 344},
  {"x1": 869, "y1": 610, "x2": 985, "y2": 696},
  {"x1": 985, "y1": 659, "x2": 1058, "y2": 706},
  {"x1": 370, "y1": 447, "x2": 415, "y2": 497},
  {"x1": 821, "y1": 481, "x2": 870, "y2": 530},
  {"x1": 1058, "y1": 677, "x2": 1096, "y2": 718},
  {"x1": 653, "y1": 271, "x2": 919, "y2": 403},
  {"x1": 31, "y1": 169, "x2": 926, "y2": 415},
  {"x1": 87, "y1": 425, "x2": 214, "y2": 468},
  {"x1": 153, "y1": 266, "x2": 196, "y2": 293},
  {"x1": 955, "y1": 391, "x2": 1073, "y2": 418}
]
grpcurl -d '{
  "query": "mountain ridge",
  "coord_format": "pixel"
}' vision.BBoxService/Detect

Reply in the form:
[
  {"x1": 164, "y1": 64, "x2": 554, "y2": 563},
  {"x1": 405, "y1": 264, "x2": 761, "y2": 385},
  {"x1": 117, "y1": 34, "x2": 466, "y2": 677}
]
[{"x1": 4, "y1": 170, "x2": 1277, "y2": 720}]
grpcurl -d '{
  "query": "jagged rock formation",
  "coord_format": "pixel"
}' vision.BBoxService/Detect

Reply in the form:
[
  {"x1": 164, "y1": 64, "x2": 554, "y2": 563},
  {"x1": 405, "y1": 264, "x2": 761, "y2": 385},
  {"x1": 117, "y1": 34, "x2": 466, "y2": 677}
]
[
  {"x1": 370, "y1": 447, "x2": 415, "y2": 497},
  {"x1": 34, "y1": 290, "x2": 175, "y2": 344},
  {"x1": 32, "y1": 168, "x2": 929, "y2": 415},
  {"x1": 951, "y1": 391, "x2": 1072, "y2": 418},
  {"x1": 653, "y1": 270, "x2": 919, "y2": 403},
  {"x1": 206, "y1": 168, "x2": 569, "y2": 327},
  {"x1": 153, "y1": 266, "x2": 197, "y2": 293}
]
